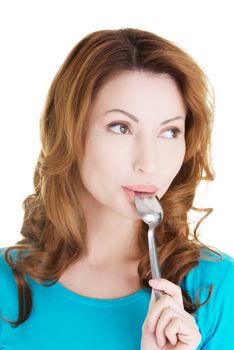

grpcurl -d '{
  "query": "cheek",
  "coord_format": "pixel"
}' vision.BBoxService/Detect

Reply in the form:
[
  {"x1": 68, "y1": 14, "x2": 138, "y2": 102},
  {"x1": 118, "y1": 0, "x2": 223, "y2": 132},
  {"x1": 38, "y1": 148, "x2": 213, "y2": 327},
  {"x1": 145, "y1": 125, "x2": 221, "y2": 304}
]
[
  {"x1": 81, "y1": 137, "x2": 124, "y2": 186},
  {"x1": 169, "y1": 145, "x2": 185, "y2": 174},
  {"x1": 79, "y1": 137, "x2": 127, "y2": 206},
  {"x1": 159, "y1": 143, "x2": 186, "y2": 194}
]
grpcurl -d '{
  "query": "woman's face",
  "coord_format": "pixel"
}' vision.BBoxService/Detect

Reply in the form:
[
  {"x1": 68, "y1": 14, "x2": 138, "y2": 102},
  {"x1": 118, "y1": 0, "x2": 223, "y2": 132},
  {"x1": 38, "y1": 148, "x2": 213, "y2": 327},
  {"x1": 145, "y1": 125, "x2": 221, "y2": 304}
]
[{"x1": 79, "y1": 71, "x2": 187, "y2": 219}]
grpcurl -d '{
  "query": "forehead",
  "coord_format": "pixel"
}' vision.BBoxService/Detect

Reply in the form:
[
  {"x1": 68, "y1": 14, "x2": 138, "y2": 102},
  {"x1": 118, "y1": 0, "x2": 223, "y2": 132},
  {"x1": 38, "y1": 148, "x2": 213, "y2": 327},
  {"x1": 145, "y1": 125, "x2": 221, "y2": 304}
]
[
  {"x1": 97, "y1": 71, "x2": 178, "y2": 96},
  {"x1": 89, "y1": 71, "x2": 186, "y2": 120}
]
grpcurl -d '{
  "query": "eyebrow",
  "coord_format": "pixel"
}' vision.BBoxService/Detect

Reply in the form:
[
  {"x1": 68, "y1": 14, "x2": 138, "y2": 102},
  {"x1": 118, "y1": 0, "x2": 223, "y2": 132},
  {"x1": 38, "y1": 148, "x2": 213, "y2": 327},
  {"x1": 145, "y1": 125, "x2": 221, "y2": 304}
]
[{"x1": 104, "y1": 109, "x2": 185, "y2": 125}]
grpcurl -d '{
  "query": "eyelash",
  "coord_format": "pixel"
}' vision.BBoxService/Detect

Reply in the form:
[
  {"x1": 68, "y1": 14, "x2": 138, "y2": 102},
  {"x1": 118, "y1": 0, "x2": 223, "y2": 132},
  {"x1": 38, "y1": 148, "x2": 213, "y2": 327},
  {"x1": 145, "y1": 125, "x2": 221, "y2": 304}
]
[{"x1": 107, "y1": 122, "x2": 182, "y2": 139}]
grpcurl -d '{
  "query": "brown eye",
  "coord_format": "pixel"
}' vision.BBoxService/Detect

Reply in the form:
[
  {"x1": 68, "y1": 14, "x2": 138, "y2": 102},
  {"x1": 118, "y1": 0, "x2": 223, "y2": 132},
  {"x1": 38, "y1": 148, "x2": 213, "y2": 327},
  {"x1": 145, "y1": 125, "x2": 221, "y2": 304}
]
[
  {"x1": 107, "y1": 122, "x2": 131, "y2": 135},
  {"x1": 160, "y1": 127, "x2": 182, "y2": 139}
]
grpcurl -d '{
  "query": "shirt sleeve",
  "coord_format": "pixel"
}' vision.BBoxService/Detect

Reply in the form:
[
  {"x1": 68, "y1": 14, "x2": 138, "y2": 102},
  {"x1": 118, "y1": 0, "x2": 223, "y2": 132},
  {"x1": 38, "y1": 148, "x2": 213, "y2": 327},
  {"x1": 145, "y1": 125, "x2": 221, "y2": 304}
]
[{"x1": 200, "y1": 259, "x2": 234, "y2": 349}]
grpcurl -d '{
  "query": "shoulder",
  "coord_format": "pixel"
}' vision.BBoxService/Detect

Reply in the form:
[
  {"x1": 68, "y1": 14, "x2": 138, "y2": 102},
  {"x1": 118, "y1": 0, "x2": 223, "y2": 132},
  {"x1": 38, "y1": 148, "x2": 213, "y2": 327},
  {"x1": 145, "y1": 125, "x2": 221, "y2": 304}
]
[
  {"x1": 199, "y1": 247, "x2": 234, "y2": 274},
  {"x1": 181, "y1": 247, "x2": 234, "y2": 347},
  {"x1": 181, "y1": 247, "x2": 234, "y2": 296}
]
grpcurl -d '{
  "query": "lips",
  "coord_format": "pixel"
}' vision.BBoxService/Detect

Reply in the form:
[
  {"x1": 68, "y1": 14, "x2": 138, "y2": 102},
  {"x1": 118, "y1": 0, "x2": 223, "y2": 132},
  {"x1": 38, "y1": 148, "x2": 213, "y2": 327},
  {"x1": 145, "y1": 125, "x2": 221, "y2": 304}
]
[
  {"x1": 123, "y1": 185, "x2": 158, "y2": 194},
  {"x1": 122, "y1": 185, "x2": 158, "y2": 202}
]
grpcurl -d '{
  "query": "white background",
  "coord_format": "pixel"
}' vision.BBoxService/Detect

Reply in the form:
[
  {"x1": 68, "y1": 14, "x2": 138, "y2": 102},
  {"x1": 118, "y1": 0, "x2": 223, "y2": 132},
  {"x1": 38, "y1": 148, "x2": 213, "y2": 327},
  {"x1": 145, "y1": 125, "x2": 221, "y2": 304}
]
[{"x1": 0, "y1": 0, "x2": 233, "y2": 256}]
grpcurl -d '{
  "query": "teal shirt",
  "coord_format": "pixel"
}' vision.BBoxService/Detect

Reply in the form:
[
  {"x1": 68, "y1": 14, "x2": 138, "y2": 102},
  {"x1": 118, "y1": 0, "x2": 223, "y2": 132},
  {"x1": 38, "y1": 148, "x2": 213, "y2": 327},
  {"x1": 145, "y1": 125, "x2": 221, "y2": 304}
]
[{"x1": 0, "y1": 247, "x2": 233, "y2": 349}]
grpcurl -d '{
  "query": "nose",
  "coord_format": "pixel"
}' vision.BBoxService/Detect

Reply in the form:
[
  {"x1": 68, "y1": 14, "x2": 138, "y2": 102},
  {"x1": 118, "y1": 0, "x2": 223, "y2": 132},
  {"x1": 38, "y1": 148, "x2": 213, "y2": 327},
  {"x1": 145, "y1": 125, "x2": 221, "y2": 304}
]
[{"x1": 133, "y1": 138, "x2": 158, "y2": 175}]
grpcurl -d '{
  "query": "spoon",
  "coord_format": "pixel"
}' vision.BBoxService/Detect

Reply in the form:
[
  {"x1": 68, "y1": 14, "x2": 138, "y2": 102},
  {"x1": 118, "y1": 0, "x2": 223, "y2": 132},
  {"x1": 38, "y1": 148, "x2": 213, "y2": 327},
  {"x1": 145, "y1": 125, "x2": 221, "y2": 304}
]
[{"x1": 134, "y1": 195, "x2": 164, "y2": 301}]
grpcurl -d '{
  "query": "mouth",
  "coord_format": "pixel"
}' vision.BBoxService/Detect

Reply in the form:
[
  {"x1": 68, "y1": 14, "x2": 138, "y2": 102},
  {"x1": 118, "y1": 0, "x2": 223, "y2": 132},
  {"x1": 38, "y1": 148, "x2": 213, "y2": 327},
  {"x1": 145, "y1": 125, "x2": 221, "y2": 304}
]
[
  {"x1": 134, "y1": 191, "x2": 155, "y2": 197},
  {"x1": 123, "y1": 185, "x2": 158, "y2": 193},
  {"x1": 122, "y1": 187, "x2": 157, "y2": 202}
]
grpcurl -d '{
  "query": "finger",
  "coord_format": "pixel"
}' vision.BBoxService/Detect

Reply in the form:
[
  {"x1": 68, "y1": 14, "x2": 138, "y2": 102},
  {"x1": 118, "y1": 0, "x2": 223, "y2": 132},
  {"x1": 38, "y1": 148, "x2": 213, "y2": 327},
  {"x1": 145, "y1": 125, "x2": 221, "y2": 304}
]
[
  {"x1": 145, "y1": 283, "x2": 164, "y2": 316},
  {"x1": 155, "y1": 307, "x2": 189, "y2": 347},
  {"x1": 143, "y1": 286, "x2": 165, "y2": 333},
  {"x1": 147, "y1": 294, "x2": 196, "y2": 333},
  {"x1": 165, "y1": 316, "x2": 200, "y2": 346},
  {"x1": 146, "y1": 277, "x2": 180, "y2": 314},
  {"x1": 142, "y1": 289, "x2": 155, "y2": 333},
  {"x1": 149, "y1": 278, "x2": 184, "y2": 308}
]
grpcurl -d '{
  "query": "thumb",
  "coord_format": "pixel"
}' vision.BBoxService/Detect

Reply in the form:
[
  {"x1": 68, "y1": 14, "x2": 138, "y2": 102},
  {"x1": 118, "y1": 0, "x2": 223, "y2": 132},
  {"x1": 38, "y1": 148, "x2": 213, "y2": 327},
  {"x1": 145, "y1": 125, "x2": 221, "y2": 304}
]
[
  {"x1": 145, "y1": 284, "x2": 158, "y2": 323},
  {"x1": 148, "y1": 284, "x2": 157, "y2": 310},
  {"x1": 145, "y1": 281, "x2": 163, "y2": 319}
]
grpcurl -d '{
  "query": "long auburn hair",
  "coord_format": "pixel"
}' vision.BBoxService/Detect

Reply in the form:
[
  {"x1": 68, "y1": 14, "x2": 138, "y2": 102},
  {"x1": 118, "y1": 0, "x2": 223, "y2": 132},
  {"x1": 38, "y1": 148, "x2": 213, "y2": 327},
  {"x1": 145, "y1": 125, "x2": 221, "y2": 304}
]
[{"x1": 1, "y1": 28, "x2": 222, "y2": 327}]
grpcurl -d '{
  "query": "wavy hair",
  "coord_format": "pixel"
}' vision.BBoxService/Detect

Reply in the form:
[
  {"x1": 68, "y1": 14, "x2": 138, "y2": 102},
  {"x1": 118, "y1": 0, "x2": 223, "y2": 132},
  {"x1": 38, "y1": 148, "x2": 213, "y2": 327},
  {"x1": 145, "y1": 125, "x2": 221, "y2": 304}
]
[{"x1": 1, "y1": 28, "x2": 222, "y2": 327}]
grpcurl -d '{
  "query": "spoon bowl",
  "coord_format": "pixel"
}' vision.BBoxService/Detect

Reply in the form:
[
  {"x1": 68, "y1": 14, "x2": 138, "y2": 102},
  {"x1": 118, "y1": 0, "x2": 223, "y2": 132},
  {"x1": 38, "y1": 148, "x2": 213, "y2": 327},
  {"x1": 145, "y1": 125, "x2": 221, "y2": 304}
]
[{"x1": 134, "y1": 195, "x2": 163, "y2": 228}]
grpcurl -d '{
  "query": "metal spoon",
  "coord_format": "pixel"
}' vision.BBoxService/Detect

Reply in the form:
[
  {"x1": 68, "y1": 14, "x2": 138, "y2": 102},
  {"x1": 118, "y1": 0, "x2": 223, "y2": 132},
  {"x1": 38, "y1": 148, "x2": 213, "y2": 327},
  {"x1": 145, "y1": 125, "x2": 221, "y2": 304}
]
[{"x1": 134, "y1": 195, "x2": 164, "y2": 301}]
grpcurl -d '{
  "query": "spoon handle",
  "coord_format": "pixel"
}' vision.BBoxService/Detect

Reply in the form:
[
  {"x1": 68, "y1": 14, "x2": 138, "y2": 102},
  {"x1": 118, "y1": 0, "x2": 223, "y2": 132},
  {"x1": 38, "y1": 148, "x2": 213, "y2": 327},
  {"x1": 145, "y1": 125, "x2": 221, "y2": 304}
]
[{"x1": 148, "y1": 227, "x2": 161, "y2": 301}]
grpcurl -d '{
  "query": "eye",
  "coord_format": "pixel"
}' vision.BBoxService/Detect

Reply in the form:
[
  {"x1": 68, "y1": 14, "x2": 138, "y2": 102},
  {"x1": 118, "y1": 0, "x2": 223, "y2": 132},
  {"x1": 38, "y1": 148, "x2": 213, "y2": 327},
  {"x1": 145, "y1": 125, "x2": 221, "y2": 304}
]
[
  {"x1": 107, "y1": 122, "x2": 182, "y2": 139},
  {"x1": 107, "y1": 122, "x2": 131, "y2": 135},
  {"x1": 160, "y1": 127, "x2": 182, "y2": 139}
]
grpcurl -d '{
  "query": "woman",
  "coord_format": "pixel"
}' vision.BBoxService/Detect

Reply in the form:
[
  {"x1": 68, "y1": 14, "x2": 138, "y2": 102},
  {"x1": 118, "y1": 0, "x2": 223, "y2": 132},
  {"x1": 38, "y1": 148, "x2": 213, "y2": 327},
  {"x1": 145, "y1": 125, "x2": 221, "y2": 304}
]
[{"x1": 0, "y1": 28, "x2": 233, "y2": 349}]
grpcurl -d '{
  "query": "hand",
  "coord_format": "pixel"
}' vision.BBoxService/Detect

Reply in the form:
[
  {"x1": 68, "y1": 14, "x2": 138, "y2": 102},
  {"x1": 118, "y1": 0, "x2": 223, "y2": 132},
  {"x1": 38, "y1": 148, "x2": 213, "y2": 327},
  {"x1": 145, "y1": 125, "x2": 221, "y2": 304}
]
[{"x1": 141, "y1": 278, "x2": 201, "y2": 349}]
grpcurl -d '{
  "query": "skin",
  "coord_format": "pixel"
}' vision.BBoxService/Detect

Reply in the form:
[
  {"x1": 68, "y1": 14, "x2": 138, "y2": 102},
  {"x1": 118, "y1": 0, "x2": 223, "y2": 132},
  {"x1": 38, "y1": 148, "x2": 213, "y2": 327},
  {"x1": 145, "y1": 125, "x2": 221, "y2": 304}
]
[
  {"x1": 78, "y1": 70, "x2": 187, "y2": 266},
  {"x1": 141, "y1": 278, "x2": 202, "y2": 349},
  {"x1": 76, "y1": 70, "x2": 202, "y2": 347}
]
